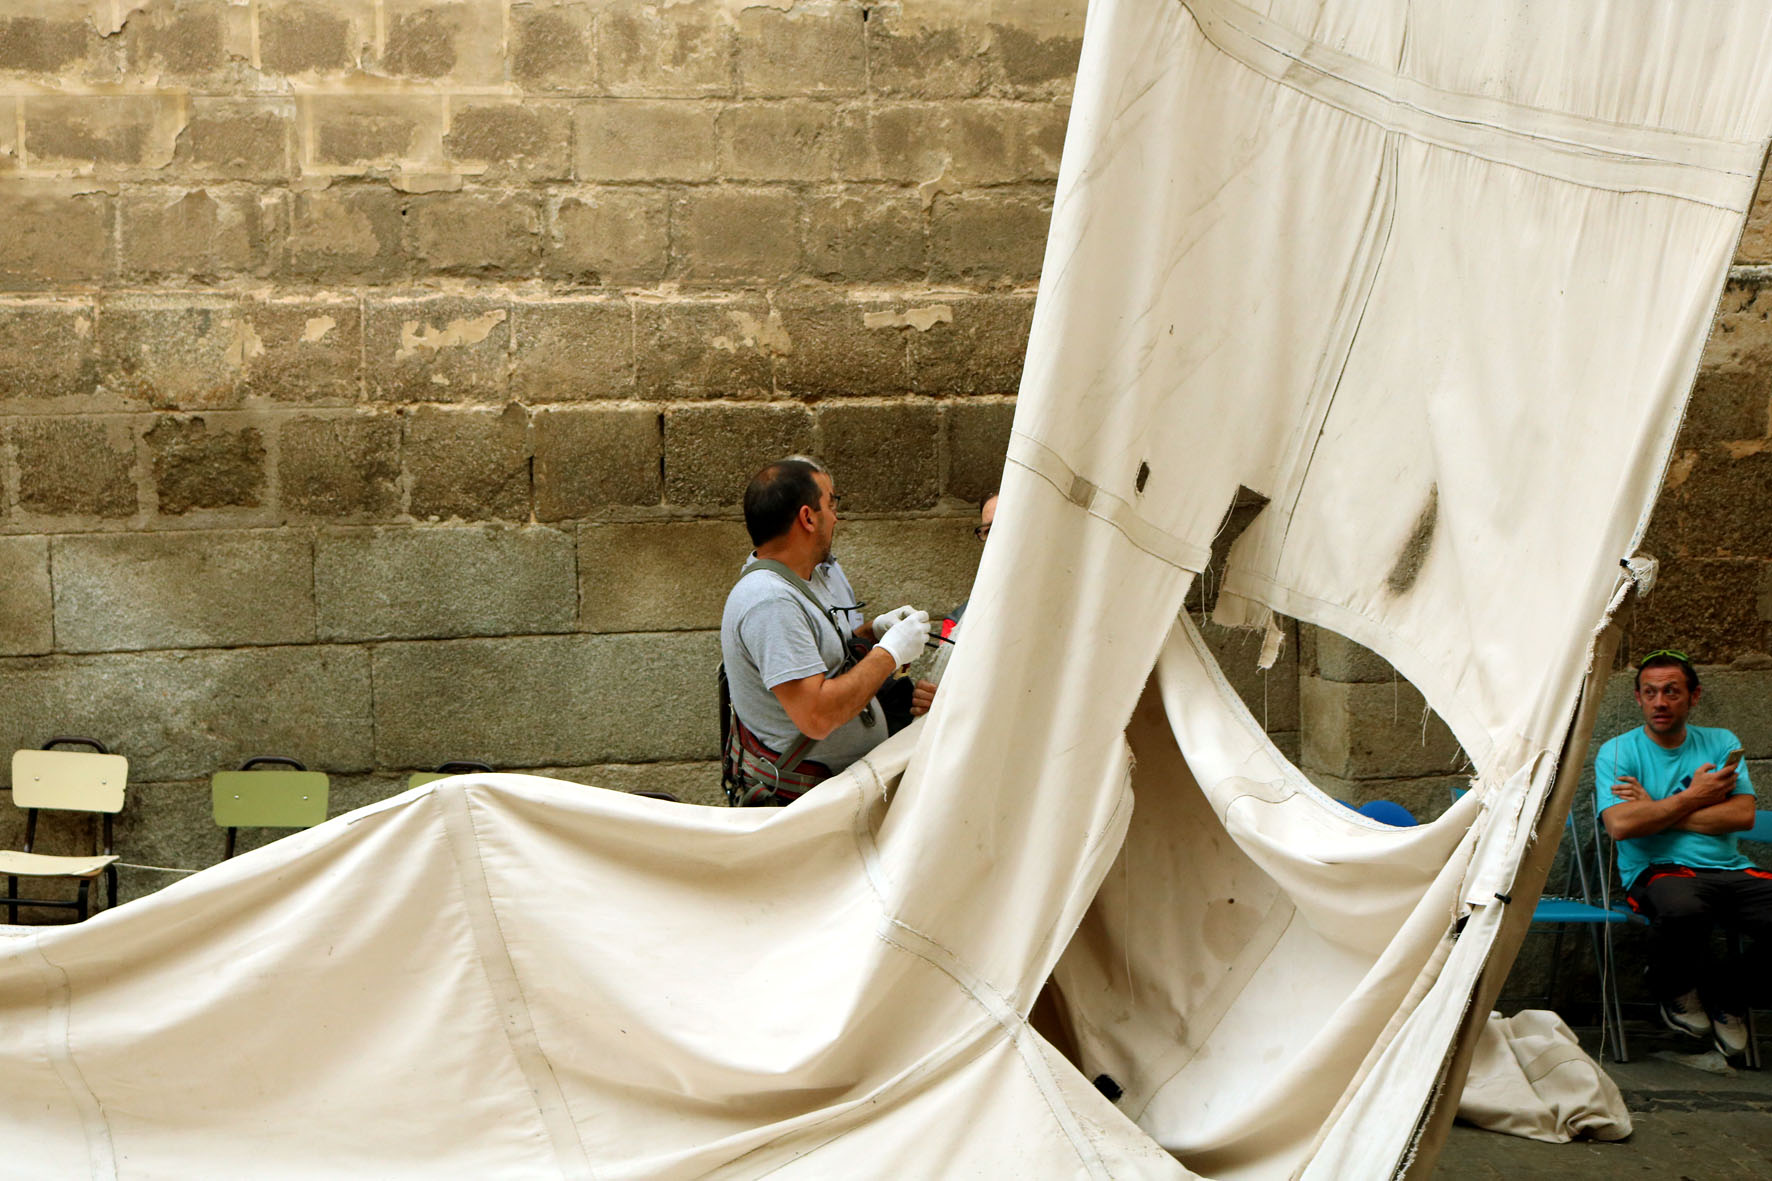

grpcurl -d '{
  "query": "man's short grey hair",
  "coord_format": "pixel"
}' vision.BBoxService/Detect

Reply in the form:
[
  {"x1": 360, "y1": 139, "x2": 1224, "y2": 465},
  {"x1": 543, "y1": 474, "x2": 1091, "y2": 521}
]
[{"x1": 743, "y1": 457, "x2": 829, "y2": 547}]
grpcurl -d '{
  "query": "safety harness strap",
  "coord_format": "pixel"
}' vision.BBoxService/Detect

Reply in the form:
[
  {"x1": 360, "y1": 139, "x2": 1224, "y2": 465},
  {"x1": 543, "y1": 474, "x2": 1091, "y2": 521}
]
[{"x1": 719, "y1": 560, "x2": 849, "y2": 806}]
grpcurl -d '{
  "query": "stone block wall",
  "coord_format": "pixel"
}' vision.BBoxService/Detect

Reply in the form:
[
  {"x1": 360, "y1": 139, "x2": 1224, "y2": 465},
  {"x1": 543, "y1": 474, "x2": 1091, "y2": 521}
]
[
  {"x1": 0, "y1": 0, "x2": 1087, "y2": 904},
  {"x1": 2, "y1": 0, "x2": 1769, "y2": 939}
]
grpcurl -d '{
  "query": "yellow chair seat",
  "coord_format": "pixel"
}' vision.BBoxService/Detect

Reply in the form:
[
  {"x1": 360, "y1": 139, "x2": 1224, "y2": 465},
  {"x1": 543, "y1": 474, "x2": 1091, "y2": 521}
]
[{"x1": 0, "y1": 851, "x2": 118, "y2": 879}]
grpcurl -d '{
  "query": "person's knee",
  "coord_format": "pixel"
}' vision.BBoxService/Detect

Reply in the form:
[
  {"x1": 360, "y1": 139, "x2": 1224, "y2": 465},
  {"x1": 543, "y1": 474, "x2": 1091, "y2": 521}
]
[
  {"x1": 1728, "y1": 876, "x2": 1772, "y2": 936},
  {"x1": 1644, "y1": 884, "x2": 1711, "y2": 925}
]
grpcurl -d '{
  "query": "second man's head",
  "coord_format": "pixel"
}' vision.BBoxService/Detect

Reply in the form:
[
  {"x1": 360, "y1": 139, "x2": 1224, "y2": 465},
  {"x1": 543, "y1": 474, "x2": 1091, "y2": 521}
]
[{"x1": 744, "y1": 457, "x2": 837, "y2": 564}]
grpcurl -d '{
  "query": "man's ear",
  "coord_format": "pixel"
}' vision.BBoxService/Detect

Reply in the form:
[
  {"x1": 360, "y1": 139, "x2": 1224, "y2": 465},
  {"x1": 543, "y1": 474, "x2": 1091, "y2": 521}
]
[{"x1": 797, "y1": 504, "x2": 817, "y2": 532}]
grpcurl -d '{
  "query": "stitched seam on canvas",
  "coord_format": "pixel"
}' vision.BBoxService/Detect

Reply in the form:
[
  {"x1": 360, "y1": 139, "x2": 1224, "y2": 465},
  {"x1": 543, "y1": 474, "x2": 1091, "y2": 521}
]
[
  {"x1": 1006, "y1": 432, "x2": 1213, "y2": 573},
  {"x1": 438, "y1": 784, "x2": 597, "y2": 1180},
  {"x1": 846, "y1": 763, "x2": 1114, "y2": 1179},
  {"x1": 871, "y1": 919, "x2": 1114, "y2": 1179},
  {"x1": 31, "y1": 936, "x2": 117, "y2": 1180},
  {"x1": 1254, "y1": 131, "x2": 1400, "y2": 575},
  {"x1": 1180, "y1": 0, "x2": 1762, "y2": 209},
  {"x1": 715, "y1": 775, "x2": 1015, "y2": 1178}
]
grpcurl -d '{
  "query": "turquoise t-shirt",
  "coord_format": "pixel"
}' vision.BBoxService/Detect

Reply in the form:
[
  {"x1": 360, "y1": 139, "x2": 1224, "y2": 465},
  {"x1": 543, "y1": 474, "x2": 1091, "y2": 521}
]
[{"x1": 1593, "y1": 723, "x2": 1755, "y2": 888}]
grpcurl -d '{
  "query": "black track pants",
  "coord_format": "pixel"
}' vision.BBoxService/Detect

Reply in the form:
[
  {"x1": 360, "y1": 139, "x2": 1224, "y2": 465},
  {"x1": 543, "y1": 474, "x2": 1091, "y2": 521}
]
[{"x1": 1627, "y1": 864, "x2": 1772, "y2": 1013}]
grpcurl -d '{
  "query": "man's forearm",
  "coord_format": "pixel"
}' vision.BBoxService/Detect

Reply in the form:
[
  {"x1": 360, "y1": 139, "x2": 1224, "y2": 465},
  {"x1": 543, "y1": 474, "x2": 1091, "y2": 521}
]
[
  {"x1": 1603, "y1": 793, "x2": 1706, "y2": 840},
  {"x1": 825, "y1": 646, "x2": 897, "y2": 715},
  {"x1": 1669, "y1": 795, "x2": 1756, "y2": 835},
  {"x1": 782, "y1": 647, "x2": 897, "y2": 739}
]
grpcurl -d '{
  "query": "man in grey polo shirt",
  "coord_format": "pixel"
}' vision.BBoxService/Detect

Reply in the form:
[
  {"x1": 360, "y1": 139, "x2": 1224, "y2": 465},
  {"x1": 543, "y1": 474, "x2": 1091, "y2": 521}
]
[{"x1": 720, "y1": 457, "x2": 930, "y2": 806}]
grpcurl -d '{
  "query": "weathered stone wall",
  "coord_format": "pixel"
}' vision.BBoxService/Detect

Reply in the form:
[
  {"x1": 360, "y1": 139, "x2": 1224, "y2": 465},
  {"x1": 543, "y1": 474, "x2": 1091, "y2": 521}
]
[
  {"x1": 0, "y1": 0, "x2": 1086, "y2": 902},
  {"x1": 1, "y1": 1, "x2": 1768, "y2": 939}
]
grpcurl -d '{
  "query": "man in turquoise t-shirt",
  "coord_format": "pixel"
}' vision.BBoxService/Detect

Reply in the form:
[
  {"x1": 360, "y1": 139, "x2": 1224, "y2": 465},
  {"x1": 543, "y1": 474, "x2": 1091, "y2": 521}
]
[{"x1": 1595, "y1": 651, "x2": 1770, "y2": 1060}]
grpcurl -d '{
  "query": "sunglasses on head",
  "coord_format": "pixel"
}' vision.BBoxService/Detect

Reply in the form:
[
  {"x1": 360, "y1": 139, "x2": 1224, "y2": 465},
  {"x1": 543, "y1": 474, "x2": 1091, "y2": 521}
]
[{"x1": 1637, "y1": 648, "x2": 1689, "y2": 666}]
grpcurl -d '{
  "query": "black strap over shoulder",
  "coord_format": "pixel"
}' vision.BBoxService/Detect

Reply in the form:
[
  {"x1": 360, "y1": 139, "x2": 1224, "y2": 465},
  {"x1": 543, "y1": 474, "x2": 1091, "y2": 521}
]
[
  {"x1": 743, "y1": 559, "x2": 847, "y2": 644},
  {"x1": 720, "y1": 560, "x2": 844, "y2": 806}
]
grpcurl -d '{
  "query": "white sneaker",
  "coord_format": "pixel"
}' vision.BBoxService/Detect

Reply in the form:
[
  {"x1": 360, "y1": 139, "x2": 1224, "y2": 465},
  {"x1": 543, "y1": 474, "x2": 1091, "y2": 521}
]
[
  {"x1": 1712, "y1": 1012, "x2": 1749, "y2": 1058},
  {"x1": 1659, "y1": 989, "x2": 1711, "y2": 1039}
]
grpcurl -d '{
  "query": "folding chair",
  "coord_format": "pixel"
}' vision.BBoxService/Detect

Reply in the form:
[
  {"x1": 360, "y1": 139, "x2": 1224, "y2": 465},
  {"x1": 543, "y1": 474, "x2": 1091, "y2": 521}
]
[
  {"x1": 1589, "y1": 797, "x2": 1657, "y2": 1063},
  {"x1": 1459, "y1": 786, "x2": 1639, "y2": 1060},
  {"x1": 1726, "y1": 808, "x2": 1772, "y2": 1069},
  {"x1": 212, "y1": 756, "x2": 329, "y2": 860},
  {"x1": 407, "y1": 760, "x2": 494, "y2": 790},
  {"x1": 3, "y1": 737, "x2": 126, "y2": 923},
  {"x1": 1536, "y1": 814, "x2": 1640, "y2": 1063}
]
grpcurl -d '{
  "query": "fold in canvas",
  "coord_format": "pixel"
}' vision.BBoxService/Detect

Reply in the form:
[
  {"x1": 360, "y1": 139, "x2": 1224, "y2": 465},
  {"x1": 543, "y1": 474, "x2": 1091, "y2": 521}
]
[{"x1": 5, "y1": 3, "x2": 1772, "y2": 1178}]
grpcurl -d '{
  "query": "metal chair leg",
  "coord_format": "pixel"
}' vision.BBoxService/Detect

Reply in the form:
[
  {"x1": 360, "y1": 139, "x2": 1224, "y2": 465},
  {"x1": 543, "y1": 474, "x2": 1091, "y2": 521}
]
[
  {"x1": 1603, "y1": 921, "x2": 1629, "y2": 1063},
  {"x1": 1724, "y1": 929, "x2": 1762, "y2": 1069},
  {"x1": 1576, "y1": 921, "x2": 1614, "y2": 1059},
  {"x1": 5, "y1": 875, "x2": 15, "y2": 926},
  {"x1": 75, "y1": 878, "x2": 89, "y2": 922}
]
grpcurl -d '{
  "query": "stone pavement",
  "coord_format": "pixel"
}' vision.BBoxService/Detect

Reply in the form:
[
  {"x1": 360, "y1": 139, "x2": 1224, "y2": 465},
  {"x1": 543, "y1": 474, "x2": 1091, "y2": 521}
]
[{"x1": 1436, "y1": 1027, "x2": 1772, "y2": 1179}]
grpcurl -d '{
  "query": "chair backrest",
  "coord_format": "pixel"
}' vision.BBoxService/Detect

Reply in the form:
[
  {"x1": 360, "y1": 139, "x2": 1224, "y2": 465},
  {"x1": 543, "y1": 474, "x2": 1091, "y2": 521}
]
[
  {"x1": 212, "y1": 765, "x2": 329, "y2": 830},
  {"x1": 407, "y1": 761, "x2": 493, "y2": 790},
  {"x1": 10, "y1": 745, "x2": 127, "y2": 814},
  {"x1": 1354, "y1": 799, "x2": 1416, "y2": 827},
  {"x1": 1590, "y1": 787, "x2": 1629, "y2": 909},
  {"x1": 1744, "y1": 809, "x2": 1772, "y2": 846}
]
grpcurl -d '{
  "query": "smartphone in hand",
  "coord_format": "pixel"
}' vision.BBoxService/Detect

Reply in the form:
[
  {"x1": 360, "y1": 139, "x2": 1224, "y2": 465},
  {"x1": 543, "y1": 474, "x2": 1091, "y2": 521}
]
[{"x1": 1721, "y1": 747, "x2": 1745, "y2": 772}]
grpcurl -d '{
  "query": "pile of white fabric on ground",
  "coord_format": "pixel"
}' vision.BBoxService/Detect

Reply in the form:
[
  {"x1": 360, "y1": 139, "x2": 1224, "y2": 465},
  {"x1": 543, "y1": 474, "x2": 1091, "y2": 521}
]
[{"x1": 1458, "y1": 1011, "x2": 1632, "y2": 1143}]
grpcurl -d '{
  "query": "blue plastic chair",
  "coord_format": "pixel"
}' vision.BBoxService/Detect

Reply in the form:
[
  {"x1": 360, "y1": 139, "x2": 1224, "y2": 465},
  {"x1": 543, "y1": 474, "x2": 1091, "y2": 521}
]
[{"x1": 1354, "y1": 799, "x2": 1416, "y2": 827}]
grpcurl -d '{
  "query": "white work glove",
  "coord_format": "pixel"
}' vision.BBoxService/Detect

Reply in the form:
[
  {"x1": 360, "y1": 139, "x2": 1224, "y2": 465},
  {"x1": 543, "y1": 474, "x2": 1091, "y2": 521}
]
[
  {"x1": 878, "y1": 610, "x2": 932, "y2": 667},
  {"x1": 871, "y1": 604, "x2": 919, "y2": 640}
]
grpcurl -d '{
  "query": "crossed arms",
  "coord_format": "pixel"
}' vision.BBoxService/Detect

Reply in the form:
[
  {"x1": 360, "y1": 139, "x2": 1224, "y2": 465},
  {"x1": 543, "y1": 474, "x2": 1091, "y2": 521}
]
[{"x1": 1600, "y1": 764, "x2": 1755, "y2": 841}]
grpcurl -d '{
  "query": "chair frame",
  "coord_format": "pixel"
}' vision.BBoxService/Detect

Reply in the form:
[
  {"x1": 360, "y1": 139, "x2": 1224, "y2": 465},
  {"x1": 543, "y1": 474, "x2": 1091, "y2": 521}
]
[
  {"x1": 1595, "y1": 803, "x2": 1772, "y2": 1068},
  {"x1": 1578, "y1": 803, "x2": 1645, "y2": 1062},
  {"x1": 5, "y1": 736, "x2": 123, "y2": 924},
  {"x1": 1527, "y1": 806, "x2": 1638, "y2": 1062},
  {"x1": 1460, "y1": 784, "x2": 1638, "y2": 1061}
]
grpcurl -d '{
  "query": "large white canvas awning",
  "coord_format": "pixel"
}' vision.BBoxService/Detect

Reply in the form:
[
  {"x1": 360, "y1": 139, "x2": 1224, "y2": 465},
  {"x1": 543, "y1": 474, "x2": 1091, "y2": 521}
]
[{"x1": 6, "y1": 2, "x2": 1772, "y2": 1177}]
